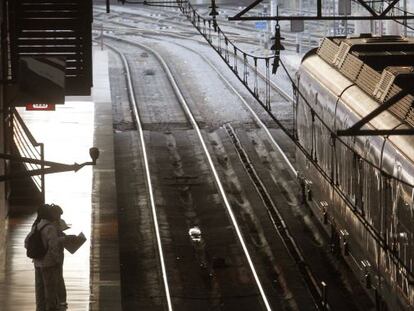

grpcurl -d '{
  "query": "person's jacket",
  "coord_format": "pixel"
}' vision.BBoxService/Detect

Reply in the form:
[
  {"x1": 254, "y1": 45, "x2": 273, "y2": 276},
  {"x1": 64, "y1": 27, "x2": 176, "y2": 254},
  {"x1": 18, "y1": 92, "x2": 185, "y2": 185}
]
[{"x1": 29, "y1": 219, "x2": 64, "y2": 268}]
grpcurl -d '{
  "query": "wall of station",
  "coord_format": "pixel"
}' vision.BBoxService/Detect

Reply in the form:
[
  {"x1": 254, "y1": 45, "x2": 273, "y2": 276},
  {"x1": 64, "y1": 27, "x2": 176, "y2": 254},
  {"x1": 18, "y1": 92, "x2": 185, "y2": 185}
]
[
  {"x1": 0, "y1": 0, "x2": 7, "y2": 278},
  {"x1": 0, "y1": 0, "x2": 6, "y2": 221}
]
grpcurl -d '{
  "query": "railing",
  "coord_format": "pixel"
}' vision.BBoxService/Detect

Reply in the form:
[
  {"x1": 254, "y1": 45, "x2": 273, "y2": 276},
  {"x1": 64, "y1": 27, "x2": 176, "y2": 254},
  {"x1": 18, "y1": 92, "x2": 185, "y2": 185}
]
[{"x1": 11, "y1": 108, "x2": 45, "y2": 202}]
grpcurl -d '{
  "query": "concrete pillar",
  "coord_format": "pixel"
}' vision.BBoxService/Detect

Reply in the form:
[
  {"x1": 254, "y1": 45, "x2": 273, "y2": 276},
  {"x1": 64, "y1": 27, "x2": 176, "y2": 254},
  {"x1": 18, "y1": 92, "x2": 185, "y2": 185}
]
[
  {"x1": 0, "y1": 0, "x2": 6, "y2": 279},
  {"x1": 0, "y1": 0, "x2": 5, "y2": 217},
  {"x1": 386, "y1": 19, "x2": 401, "y2": 35},
  {"x1": 385, "y1": 3, "x2": 402, "y2": 35},
  {"x1": 403, "y1": 0, "x2": 408, "y2": 36},
  {"x1": 270, "y1": 0, "x2": 277, "y2": 33},
  {"x1": 296, "y1": 0, "x2": 302, "y2": 53},
  {"x1": 354, "y1": 2, "x2": 371, "y2": 35}
]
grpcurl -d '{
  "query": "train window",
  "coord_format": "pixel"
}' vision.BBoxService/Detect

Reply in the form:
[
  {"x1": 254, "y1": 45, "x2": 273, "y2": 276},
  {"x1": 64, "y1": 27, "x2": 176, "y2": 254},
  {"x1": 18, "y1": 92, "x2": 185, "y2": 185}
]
[
  {"x1": 383, "y1": 175, "x2": 394, "y2": 243},
  {"x1": 389, "y1": 163, "x2": 413, "y2": 270},
  {"x1": 366, "y1": 167, "x2": 381, "y2": 230},
  {"x1": 359, "y1": 139, "x2": 382, "y2": 228},
  {"x1": 319, "y1": 126, "x2": 331, "y2": 173},
  {"x1": 363, "y1": 139, "x2": 371, "y2": 159},
  {"x1": 336, "y1": 144, "x2": 345, "y2": 190},
  {"x1": 305, "y1": 157, "x2": 311, "y2": 170},
  {"x1": 353, "y1": 153, "x2": 364, "y2": 214},
  {"x1": 304, "y1": 106, "x2": 313, "y2": 152},
  {"x1": 411, "y1": 188, "x2": 414, "y2": 215},
  {"x1": 344, "y1": 138, "x2": 356, "y2": 201}
]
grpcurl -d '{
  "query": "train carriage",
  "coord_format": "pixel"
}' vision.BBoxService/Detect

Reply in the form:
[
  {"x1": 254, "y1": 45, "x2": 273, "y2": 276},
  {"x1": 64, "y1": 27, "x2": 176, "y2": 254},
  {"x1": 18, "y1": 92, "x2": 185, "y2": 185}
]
[{"x1": 295, "y1": 35, "x2": 414, "y2": 310}]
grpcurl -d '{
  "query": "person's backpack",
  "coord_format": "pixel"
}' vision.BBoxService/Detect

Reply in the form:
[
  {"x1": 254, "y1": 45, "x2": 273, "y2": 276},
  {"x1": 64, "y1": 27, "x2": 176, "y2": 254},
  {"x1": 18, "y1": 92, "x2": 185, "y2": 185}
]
[{"x1": 25, "y1": 224, "x2": 49, "y2": 259}]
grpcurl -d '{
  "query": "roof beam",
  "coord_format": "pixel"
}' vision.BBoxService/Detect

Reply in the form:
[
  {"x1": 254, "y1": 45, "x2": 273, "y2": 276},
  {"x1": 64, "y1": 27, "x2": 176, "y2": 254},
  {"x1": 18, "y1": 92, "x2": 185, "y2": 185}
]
[
  {"x1": 354, "y1": 0, "x2": 378, "y2": 17},
  {"x1": 229, "y1": 0, "x2": 413, "y2": 21},
  {"x1": 231, "y1": 0, "x2": 264, "y2": 19},
  {"x1": 229, "y1": 15, "x2": 414, "y2": 21},
  {"x1": 380, "y1": 0, "x2": 401, "y2": 17},
  {"x1": 337, "y1": 90, "x2": 411, "y2": 136},
  {"x1": 337, "y1": 128, "x2": 414, "y2": 136}
]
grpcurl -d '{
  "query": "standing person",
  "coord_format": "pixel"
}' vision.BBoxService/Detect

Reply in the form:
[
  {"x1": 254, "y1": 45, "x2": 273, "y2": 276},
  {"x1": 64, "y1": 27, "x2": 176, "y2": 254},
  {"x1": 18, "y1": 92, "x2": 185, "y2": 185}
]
[
  {"x1": 26, "y1": 204, "x2": 65, "y2": 311},
  {"x1": 49, "y1": 204, "x2": 68, "y2": 309}
]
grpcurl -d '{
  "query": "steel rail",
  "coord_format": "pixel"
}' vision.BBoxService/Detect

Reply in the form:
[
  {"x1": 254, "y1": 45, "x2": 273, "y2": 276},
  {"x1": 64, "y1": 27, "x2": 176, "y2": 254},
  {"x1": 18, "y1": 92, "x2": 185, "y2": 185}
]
[
  {"x1": 107, "y1": 28, "x2": 296, "y2": 170},
  {"x1": 104, "y1": 29, "x2": 337, "y2": 310},
  {"x1": 94, "y1": 5, "x2": 274, "y2": 39},
  {"x1": 224, "y1": 123, "x2": 325, "y2": 310},
  {"x1": 95, "y1": 9, "x2": 314, "y2": 58},
  {"x1": 155, "y1": 39, "x2": 327, "y2": 308},
  {"x1": 93, "y1": 16, "x2": 261, "y2": 49},
  {"x1": 171, "y1": 7, "x2": 414, "y2": 286},
  {"x1": 98, "y1": 3, "x2": 414, "y2": 294},
  {"x1": 93, "y1": 15, "x2": 294, "y2": 102},
  {"x1": 104, "y1": 42, "x2": 173, "y2": 311},
  {"x1": 104, "y1": 34, "x2": 273, "y2": 311},
  {"x1": 172, "y1": 42, "x2": 296, "y2": 175},
  {"x1": 165, "y1": 37, "x2": 330, "y2": 309}
]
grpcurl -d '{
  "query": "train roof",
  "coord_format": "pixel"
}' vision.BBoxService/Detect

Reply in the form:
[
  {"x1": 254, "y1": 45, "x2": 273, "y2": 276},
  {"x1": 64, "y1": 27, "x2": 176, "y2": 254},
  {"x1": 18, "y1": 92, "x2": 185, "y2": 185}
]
[{"x1": 316, "y1": 35, "x2": 414, "y2": 129}]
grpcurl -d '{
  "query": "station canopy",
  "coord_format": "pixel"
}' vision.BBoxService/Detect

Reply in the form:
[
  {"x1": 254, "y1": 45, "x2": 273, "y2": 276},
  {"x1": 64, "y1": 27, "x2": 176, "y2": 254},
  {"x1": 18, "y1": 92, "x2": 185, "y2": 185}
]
[{"x1": 8, "y1": 0, "x2": 93, "y2": 99}]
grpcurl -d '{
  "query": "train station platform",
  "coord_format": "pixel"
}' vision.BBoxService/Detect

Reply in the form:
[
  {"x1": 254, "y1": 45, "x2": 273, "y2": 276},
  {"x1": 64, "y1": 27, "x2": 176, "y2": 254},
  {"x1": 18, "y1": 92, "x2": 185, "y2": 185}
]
[{"x1": 0, "y1": 47, "x2": 122, "y2": 311}]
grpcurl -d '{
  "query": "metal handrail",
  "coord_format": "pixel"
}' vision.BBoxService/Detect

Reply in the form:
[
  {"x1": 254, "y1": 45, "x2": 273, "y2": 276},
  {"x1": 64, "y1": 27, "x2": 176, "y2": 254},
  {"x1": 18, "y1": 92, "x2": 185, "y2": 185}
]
[{"x1": 11, "y1": 108, "x2": 45, "y2": 202}]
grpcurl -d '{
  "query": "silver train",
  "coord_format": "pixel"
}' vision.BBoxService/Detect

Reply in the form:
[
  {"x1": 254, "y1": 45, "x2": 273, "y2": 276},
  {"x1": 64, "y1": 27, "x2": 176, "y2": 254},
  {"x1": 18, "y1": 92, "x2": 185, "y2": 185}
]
[{"x1": 296, "y1": 35, "x2": 414, "y2": 310}]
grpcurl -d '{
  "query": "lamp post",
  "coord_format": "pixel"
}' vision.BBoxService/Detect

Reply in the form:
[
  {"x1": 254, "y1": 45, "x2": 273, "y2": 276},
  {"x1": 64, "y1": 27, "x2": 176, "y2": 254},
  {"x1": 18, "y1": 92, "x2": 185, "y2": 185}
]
[
  {"x1": 0, "y1": 147, "x2": 99, "y2": 202},
  {"x1": 209, "y1": 0, "x2": 218, "y2": 32},
  {"x1": 0, "y1": 147, "x2": 99, "y2": 181}
]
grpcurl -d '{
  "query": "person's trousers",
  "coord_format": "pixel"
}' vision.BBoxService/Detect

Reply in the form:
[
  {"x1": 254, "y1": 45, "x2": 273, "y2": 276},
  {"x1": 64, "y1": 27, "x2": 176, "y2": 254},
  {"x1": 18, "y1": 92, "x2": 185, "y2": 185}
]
[
  {"x1": 58, "y1": 264, "x2": 67, "y2": 304},
  {"x1": 35, "y1": 265, "x2": 60, "y2": 311}
]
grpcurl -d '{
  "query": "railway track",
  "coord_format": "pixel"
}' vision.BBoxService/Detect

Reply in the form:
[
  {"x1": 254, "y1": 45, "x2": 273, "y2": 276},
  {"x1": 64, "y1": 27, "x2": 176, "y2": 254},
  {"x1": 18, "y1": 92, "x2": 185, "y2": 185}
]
[
  {"x1": 106, "y1": 35, "x2": 318, "y2": 309},
  {"x1": 107, "y1": 42, "x2": 174, "y2": 310},
  {"x1": 94, "y1": 8, "x2": 258, "y2": 44},
  {"x1": 93, "y1": 12, "x2": 295, "y2": 104},
  {"x1": 94, "y1": 5, "x2": 321, "y2": 52},
  {"x1": 103, "y1": 24, "x2": 372, "y2": 309},
  {"x1": 107, "y1": 38, "x2": 278, "y2": 310}
]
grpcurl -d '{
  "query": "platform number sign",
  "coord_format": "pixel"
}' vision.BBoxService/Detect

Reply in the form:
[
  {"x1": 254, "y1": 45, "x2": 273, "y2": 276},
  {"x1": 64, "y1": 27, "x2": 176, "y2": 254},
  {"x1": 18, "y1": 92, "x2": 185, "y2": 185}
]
[
  {"x1": 255, "y1": 22, "x2": 267, "y2": 30},
  {"x1": 26, "y1": 104, "x2": 55, "y2": 111}
]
